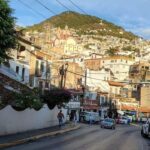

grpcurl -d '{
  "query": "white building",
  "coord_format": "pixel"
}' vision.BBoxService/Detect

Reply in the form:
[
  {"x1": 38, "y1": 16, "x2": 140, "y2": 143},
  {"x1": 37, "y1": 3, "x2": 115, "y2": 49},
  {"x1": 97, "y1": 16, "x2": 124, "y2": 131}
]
[
  {"x1": 101, "y1": 56, "x2": 134, "y2": 81},
  {"x1": 64, "y1": 37, "x2": 83, "y2": 55},
  {"x1": 85, "y1": 69, "x2": 110, "y2": 93},
  {"x1": 8, "y1": 37, "x2": 52, "y2": 91}
]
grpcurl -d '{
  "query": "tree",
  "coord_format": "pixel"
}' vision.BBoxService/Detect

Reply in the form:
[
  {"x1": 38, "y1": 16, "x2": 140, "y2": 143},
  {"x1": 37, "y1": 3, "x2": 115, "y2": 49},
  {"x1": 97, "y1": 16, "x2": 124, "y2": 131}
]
[
  {"x1": 0, "y1": 0, "x2": 16, "y2": 64},
  {"x1": 43, "y1": 89, "x2": 71, "y2": 110},
  {"x1": 106, "y1": 47, "x2": 118, "y2": 56}
]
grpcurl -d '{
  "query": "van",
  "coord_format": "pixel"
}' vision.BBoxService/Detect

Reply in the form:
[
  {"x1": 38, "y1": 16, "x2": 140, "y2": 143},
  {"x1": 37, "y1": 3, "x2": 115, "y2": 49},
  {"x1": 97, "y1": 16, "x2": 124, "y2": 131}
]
[{"x1": 80, "y1": 111, "x2": 100, "y2": 123}]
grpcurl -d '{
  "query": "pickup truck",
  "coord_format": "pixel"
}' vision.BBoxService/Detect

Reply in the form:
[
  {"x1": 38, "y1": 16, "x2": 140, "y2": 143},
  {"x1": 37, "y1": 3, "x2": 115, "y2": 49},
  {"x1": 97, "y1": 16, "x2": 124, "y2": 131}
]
[{"x1": 141, "y1": 120, "x2": 150, "y2": 138}]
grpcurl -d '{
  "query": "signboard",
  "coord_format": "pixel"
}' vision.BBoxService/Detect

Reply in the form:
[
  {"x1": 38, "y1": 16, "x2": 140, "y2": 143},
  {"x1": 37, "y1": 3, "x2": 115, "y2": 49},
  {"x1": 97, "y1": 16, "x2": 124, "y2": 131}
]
[{"x1": 67, "y1": 102, "x2": 80, "y2": 109}]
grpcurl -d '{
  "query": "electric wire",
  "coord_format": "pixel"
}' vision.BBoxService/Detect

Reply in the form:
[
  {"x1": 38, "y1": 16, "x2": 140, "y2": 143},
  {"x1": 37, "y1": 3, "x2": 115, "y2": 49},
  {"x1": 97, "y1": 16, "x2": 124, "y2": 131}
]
[
  {"x1": 36, "y1": 0, "x2": 57, "y2": 15},
  {"x1": 17, "y1": 0, "x2": 47, "y2": 19},
  {"x1": 68, "y1": 0, "x2": 87, "y2": 14}
]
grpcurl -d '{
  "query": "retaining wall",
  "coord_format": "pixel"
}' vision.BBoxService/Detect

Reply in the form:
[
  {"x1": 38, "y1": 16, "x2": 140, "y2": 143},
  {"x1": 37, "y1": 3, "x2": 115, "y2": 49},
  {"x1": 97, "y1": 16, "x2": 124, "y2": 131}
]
[{"x1": 0, "y1": 105, "x2": 67, "y2": 135}]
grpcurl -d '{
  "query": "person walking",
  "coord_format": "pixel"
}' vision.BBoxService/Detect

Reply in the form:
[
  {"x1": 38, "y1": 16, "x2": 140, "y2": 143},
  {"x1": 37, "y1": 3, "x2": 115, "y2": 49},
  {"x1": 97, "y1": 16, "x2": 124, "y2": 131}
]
[
  {"x1": 74, "y1": 111, "x2": 77, "y2": 126},
  {"x1": 57, "y1": 110, "x2": 64, "y2": 128},
  {"x1": 89, "y1": 113, "x2": 93, "y2": 126}
]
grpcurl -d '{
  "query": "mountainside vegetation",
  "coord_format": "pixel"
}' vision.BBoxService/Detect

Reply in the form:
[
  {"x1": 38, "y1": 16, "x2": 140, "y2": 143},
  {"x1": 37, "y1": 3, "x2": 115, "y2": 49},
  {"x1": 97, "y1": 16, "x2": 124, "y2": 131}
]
[{"x1": 25, "y1": 11, "x2": 138, "y2": 40}]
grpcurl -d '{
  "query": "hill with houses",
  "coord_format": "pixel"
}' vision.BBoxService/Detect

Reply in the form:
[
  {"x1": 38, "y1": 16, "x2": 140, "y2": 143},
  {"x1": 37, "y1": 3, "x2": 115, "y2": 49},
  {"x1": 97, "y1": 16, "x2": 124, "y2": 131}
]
[{"x1": 25, "y1": 11, "x2": 138, "y2": 41}]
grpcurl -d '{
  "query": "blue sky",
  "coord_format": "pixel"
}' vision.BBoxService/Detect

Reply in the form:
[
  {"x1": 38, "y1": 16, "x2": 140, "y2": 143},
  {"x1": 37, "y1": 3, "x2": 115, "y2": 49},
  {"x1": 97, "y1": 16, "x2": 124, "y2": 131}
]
[{"x1": 10, "y1": 0, "x2": 150, "y2": 39}]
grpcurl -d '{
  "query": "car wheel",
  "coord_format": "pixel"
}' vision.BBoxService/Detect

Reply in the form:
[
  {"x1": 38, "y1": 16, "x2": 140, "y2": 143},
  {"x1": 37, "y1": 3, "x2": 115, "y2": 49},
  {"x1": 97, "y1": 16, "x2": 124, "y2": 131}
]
[
  {"x1": 141, "y1": 129, "x2": 148, "y2": 138},
  {"x1": 101, "y1": 125, "x2": 103, "y2": 128}
]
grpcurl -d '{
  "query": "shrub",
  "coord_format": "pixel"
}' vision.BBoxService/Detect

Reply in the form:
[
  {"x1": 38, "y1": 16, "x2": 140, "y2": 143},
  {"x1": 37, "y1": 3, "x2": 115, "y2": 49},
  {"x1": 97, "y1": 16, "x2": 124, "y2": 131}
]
[
  {"x1": 11, "y1": 90, "x2": 43, "y2": 111},
  {"x1": 43, "y1": 89, "x2": 71, "y2": 110}
]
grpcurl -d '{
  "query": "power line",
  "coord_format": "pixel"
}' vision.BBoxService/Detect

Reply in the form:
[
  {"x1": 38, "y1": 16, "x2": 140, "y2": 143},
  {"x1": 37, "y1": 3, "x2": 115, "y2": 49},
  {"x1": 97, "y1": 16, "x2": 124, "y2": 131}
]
[
  {"x1": 56, "y1": 0, "x2": 71, "y2": 11},
  {"x1": 36, "y1": 0, "x2": 57, "y2": 15},
  {"x1": 36, "y1": 0, "x2": 73, "y2": 29},
  {"x1": 17, "y1": 0, "x2": 47, "y2": 19},
  {"x1": 68, "y1": 0, "x2": 87, "y2": 14},
  {"x1": 55, "y1": 0, "x2": 99, "y2": 30}
]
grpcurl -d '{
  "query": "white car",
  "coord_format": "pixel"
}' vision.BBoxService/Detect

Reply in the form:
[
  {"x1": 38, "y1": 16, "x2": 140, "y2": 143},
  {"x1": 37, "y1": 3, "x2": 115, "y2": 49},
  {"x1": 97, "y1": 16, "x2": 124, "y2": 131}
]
[
  {"x1": 80, "y1": 111, "x2": 100, "y2": 123},
  {"x1": 118, "y1": 116, "x2": 129, "y2": 124},
  {"x1": 141, "y1": 120, "x2": 150, "y2": 138}
]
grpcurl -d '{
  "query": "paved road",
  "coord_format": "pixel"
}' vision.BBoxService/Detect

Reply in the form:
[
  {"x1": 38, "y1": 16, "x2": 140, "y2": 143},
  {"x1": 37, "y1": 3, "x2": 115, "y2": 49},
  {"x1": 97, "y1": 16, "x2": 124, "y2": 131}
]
[{"x1": 4, "y1": 124, "x2": 150, "y2": 150}]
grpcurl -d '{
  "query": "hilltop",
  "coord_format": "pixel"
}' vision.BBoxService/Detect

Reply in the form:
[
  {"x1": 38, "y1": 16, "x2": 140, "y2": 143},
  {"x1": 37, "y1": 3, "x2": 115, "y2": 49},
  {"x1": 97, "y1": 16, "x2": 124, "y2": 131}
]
[{"x1": 25, "y1": 11, "x2": 138, "y2": 41}]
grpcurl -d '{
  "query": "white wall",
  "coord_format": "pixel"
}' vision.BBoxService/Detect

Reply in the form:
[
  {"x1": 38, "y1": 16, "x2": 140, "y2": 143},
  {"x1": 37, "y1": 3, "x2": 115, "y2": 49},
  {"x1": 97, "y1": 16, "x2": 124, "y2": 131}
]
[
  {"x1": 9, "y1": 60, "x2": 29, "y2": 84},
  {"x1": 0, "y1": 105, "x2": 67, "y2": 136}
]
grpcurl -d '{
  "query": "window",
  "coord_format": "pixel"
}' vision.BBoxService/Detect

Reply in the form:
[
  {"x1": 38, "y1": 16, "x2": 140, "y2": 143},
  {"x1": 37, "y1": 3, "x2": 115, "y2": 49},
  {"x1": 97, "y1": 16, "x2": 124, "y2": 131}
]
[
  {"x1": 39, "y1": 81, "x2": 43, "y2": 90},
  {"x1": 40, "y1": 62, "x2": 44, "y2": 72},
  {"x1": 19, "y1": 45, "x2": 25, "y2": 51},
  {"x1": 22, "y1": 68, "x2": 25, "y2": 81},
  {"x1": 145, "y1": 66, "x2": 149, "y2": 70},
  {"x1": 100, "y1": 96, "x2": 105, "y2": 104},
  {"x1": 16, "y1": 66, "x2": 19, "y2": 74},
  {"x1": 89, "y1": 93, "x2": 93, "y2": 99},
  {"x1": 35, "y1": 60, "x2": 41, "y2": 77},
  {"x1": 29, "y1": 76, "x2": 34, "y2": 87},
  {"x1": 45, "y1": 82, "x2": 49, "y2": 88}
]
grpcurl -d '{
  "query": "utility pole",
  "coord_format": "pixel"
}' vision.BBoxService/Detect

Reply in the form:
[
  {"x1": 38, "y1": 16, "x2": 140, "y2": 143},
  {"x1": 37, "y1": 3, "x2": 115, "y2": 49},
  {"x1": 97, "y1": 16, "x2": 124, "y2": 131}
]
[
  {"x1": 59, "y1": 65, "x2": 64, "y2": 88},
  {"x1": 63, "y1": 63, "x2": 68, "y2": 88},
  {"x1": 59, "y1": 63, "x2": 68, "y2": 89},
  {"x1": 84, "y1": 68, "x2": 87, "y2": 98}
]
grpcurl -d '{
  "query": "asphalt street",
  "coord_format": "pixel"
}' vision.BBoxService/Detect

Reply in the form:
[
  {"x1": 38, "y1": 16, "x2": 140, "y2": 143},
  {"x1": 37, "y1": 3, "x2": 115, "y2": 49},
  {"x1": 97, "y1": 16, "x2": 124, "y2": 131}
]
[{"x1": 4, "y1": 124, "x2": 150, "y2": 150}]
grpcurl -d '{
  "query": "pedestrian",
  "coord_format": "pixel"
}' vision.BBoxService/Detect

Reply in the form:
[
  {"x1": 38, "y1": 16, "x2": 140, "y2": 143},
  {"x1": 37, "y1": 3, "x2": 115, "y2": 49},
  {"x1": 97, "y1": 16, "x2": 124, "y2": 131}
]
[
  {"x1": 89, "y1": 113, "x2": 93, "y2": 126},
  {"x1": 57, "y1": 110, "x2": 64, "y2": 128},
  {"x1": 74, "y1": 111, "x2": 77, "y2": 126},
  {"x1": 70, "y1": 111, "x2": 74, "y2": 122}
]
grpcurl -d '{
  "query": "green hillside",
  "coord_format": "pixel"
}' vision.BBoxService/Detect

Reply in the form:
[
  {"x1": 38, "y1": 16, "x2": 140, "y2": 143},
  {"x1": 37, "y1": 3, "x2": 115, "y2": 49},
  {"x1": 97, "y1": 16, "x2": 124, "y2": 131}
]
[{"x1": 25, "y1": 11, "x2": 138, "y2": 40}]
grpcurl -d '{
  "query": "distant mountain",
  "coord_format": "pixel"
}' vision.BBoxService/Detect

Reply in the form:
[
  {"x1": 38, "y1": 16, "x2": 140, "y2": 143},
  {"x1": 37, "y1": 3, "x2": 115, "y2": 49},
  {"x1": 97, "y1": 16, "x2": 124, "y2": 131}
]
[{"x1": 25, "y1": 11, "x2": 138, "y2": 40}]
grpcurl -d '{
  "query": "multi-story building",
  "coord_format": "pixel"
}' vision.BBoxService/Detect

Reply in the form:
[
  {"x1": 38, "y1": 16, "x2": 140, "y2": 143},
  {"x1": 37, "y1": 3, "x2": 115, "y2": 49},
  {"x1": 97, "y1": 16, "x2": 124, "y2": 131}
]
[
  {"x1": 51, "y1": 61, "x2": 83, "y2": 89},
  {"x1": 9, "y1": 37, "x2": 52, "y2": 92},
  {"x1": 84, "y1": 55, "x2": 134, "y2": 80},
  {"x1": 101, "y1": 56, "x2": 134, "y2": 81},
  {"x1": 129, "y1": 61, "x2": 150, "y2": 82}
]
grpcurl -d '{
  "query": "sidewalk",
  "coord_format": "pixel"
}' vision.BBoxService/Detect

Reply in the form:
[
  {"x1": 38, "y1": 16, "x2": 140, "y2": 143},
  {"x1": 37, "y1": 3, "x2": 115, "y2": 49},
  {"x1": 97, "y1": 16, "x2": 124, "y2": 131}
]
[{"x1": 0, "y1": 123, "x2": 80, "y2": 149}]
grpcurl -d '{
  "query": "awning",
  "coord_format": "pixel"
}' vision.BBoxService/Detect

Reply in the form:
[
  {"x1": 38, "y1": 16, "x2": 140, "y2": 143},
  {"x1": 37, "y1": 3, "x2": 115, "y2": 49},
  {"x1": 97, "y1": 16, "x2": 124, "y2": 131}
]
[
  {"x1": 83, "y1": 105, "x2": 99, "y2": 110},
  {"x1": 139, "y1": 107, "x2": 150, "y2": 113},
  {"x1": 121, "y1": 104, "x2": 137, "y2": 111}
]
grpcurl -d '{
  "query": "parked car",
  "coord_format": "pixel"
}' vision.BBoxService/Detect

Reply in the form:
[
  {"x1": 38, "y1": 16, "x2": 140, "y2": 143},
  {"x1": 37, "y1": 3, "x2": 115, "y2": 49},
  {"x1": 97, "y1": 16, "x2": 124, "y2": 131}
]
[
  {"x1": 80, "y1": 111, "x2": 100, "y2": 123},
  {"x1": 101, "y1": 118, "x2": 116, "y2": 129},
  {"x1": 141, "y1": 120, "x2": 150, "y2": 138},
  {"x1": 117, "y1": 116, "x2": 130, "y2": 124}
]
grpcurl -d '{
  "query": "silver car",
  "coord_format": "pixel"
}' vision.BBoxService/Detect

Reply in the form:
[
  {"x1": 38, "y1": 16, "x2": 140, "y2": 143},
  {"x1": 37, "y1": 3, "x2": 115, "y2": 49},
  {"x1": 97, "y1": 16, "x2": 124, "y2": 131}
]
[{"x1": 101, "y1": 118, "x2": 116, "y2": 129}]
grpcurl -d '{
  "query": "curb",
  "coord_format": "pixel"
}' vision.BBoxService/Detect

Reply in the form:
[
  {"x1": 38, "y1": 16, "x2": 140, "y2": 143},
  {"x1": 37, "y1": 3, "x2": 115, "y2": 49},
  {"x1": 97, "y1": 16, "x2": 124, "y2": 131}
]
[
  {"x1": 0, "y1": 125, "x2": 80, "y2": 149},
  {"x1": 131, "y1": 123, "x2": 141, "y2": 128}
]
